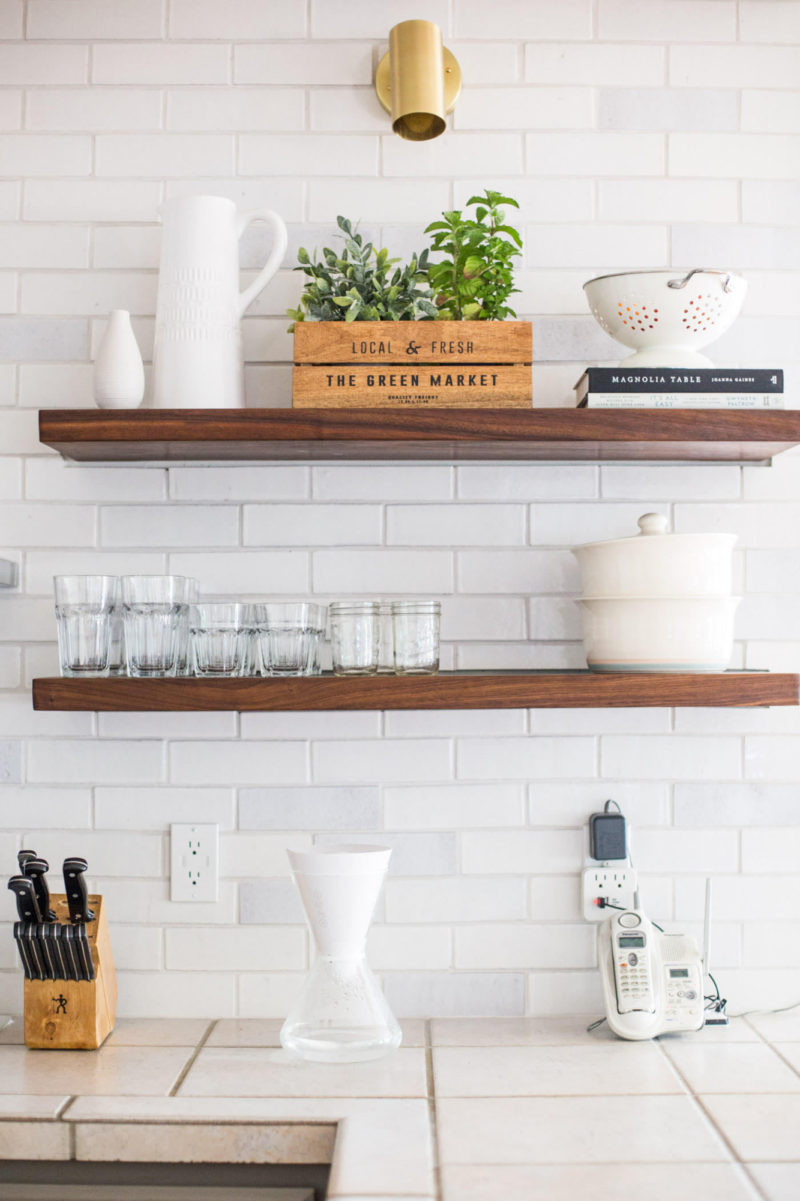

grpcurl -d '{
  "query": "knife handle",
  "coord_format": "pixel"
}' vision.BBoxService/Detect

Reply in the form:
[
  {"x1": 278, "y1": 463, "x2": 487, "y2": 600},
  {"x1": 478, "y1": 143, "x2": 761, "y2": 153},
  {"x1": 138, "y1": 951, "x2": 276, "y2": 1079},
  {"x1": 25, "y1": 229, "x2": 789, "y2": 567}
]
[
  {"x1": 47, "y1": 922, "x2": 67, "y2": 980},
  {"x1": 63, "y1": 858, "x2": 94, "y2": 923},
  {"x1": 18, "y1": 849, "x2": 37, "y2": 872},
  {"x1": 35, "y1": 921, "x2": 55, "y2": 980},
  {"x1": 8, "y1": 875, "x2": 42, "y2": 923},
  {"x1": 24, "y1": 923, "x2": 45, "y2": 981},
  {"x1": 58, "y1": 924, "x2": 79, "y2": 982},
  {"x1": 23, "y1": 857, "x2": 56, "y2": 922}
]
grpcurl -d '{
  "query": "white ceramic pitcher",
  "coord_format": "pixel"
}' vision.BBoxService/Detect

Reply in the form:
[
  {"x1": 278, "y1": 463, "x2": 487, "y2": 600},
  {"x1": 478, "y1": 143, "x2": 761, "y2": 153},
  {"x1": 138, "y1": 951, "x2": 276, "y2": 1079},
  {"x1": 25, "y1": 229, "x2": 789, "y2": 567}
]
[{"x1": 152, "y1": 195, "x2": 288, "y2": 409}]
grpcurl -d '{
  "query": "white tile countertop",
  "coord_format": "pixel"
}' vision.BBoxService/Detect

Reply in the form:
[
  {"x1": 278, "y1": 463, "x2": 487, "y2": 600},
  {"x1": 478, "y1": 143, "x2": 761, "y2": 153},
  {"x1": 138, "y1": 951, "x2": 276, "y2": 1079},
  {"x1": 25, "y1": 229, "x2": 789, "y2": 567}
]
[{"x1": 0, "y1": 1013, "x2": 799, "y2": 1200}]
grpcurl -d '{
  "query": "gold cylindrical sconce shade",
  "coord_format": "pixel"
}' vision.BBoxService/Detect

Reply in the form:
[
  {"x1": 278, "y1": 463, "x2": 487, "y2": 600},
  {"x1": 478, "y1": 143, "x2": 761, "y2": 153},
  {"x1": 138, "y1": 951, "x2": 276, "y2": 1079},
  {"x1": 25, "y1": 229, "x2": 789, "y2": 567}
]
[{"x1": 375, "y1": 19, "x2": 461, "y2": 141}]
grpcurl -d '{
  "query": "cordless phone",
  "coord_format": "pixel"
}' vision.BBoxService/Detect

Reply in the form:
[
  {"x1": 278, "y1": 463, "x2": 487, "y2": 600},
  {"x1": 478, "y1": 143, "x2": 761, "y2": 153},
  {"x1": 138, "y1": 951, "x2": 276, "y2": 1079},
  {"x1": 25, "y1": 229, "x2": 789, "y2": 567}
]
[{"x1": 598, "y1": 909, "x2": 704, "y2": 1040}]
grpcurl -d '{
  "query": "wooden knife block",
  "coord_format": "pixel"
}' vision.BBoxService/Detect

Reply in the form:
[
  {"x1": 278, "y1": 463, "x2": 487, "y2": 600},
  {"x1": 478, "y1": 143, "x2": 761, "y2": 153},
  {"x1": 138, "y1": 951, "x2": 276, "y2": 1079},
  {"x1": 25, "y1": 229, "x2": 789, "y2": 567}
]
[{"x1": 24, "y1": 893, "x2": 117, "y2": 1050}]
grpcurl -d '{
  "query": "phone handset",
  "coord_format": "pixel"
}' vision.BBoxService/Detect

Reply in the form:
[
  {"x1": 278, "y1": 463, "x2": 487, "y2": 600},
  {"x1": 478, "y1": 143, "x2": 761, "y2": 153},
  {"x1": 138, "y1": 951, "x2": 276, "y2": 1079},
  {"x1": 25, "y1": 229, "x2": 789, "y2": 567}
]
[{"x1": 611, "y1": 910, "x2": 656, "y2": 1015}]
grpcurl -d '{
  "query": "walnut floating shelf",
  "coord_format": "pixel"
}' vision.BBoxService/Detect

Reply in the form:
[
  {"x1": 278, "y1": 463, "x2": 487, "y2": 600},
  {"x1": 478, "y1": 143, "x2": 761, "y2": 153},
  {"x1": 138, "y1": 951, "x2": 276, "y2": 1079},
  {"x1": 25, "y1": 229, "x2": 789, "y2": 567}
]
[
  {"x1": 38, "y1": 408, "x2": 800, "y2": 464},
  {"x1": 32, "y1": 671, "x2": 799, "y2": 712}
]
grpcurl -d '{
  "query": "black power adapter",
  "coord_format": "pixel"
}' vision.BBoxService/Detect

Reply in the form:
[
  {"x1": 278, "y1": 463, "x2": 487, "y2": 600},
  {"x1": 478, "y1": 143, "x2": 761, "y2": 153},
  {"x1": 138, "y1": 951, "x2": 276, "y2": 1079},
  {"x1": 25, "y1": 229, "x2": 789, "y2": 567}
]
[{"x1": 589, "y1": 804, "x2": 627, "y2": 862}]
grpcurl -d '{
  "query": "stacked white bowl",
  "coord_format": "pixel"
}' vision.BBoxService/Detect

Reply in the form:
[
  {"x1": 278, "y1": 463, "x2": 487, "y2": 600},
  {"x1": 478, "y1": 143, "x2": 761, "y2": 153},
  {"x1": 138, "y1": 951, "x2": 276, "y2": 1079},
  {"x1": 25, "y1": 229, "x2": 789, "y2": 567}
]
[{"x1": 571, "y1": 513, "x2": 739, "y2": 673}]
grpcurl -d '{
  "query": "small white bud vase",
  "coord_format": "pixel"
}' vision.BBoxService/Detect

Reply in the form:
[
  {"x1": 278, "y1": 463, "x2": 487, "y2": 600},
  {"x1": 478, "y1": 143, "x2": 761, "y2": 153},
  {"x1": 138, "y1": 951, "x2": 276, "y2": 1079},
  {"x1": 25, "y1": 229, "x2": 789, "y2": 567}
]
[{"x1": 94, "y1": 310, "x2": 145, "y2": 409}]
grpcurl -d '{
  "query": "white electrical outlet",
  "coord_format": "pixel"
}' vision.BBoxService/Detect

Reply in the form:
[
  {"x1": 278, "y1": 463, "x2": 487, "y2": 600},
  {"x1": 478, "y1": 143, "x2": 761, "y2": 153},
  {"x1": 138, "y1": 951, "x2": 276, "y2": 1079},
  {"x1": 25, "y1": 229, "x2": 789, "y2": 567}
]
[
  {"x1": 170, "y1": 823, "x2": 219, "y2": 903},
  {"x1": 582, "y1": 865, "x2": 637, "y2": 923}
]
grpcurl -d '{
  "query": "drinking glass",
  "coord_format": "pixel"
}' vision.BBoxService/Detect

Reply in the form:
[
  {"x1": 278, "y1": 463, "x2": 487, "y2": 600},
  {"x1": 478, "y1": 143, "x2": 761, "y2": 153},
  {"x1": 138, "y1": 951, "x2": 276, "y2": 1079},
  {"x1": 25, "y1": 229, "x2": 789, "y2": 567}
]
[
  {"x1": 175, "y1": 577, "x2": 199, "y2": 675},
  {"x1": 256, "y1": 602, "x2": 327, "y2": 676},
  {"x1": 377, "y1": 602, "x2": 395, "y2": 674},
  {"x1": 329, "y1": 601, "x2": 379, "y2": 676},
  {"x1": 121, "y1": 575, "x2": 190, "y2": 678},
  {"x1": 54, "y1": 575, "x2": 118, "y2": 677},
  {"x1": 189, "y1": 602, "x2": 251, "y2": 677},
  {"x1": 392, "y1": 601, "x2": 441, "y2": 674}
]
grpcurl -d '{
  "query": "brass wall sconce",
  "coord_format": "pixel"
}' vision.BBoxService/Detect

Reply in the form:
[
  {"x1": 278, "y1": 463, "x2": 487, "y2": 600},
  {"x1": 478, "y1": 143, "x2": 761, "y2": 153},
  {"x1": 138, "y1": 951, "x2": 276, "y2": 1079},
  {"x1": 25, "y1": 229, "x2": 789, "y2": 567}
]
[{"x1": 375, "y1": 19, "x2": 462, "y2": 141}]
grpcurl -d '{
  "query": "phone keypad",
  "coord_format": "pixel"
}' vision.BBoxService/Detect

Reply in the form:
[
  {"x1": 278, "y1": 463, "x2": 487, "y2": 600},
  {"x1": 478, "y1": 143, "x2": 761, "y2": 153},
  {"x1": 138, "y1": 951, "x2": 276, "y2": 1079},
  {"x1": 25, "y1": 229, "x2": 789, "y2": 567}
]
[{"x1": 616, "y1": 959, "x2": 654, "y2": 1010}]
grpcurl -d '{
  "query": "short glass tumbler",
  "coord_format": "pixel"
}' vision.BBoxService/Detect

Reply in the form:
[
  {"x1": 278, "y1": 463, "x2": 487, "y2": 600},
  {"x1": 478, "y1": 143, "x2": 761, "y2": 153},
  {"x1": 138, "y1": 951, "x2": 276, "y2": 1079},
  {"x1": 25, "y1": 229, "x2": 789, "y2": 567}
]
[
  {"x1": 257, "y1": 603, "x2": 327, "y2": 677},
  {"x1": 54, "y1": 575, "x2": 118, "y2": 677},
  {"x1": 175, "y1": 577, "x2": 199, "y2": 676},
  {"x1": 329, "y1": 602, "x2": 380, "y2": 676},
  {"x1": 121, "y1": 575, "x2": 190, "y2": 678},
  {"x1": 189, "y1": 603, "x2": 251, "y2": 677},
  {"x1": 392, "y1": 601, "x2": 441, "y2": 674}
]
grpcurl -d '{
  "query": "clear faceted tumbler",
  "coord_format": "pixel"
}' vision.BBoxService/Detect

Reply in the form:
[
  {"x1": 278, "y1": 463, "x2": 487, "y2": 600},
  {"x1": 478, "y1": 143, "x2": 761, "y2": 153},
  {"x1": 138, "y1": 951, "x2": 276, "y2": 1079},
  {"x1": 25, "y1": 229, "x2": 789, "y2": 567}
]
[
  {"x1": 121, "y1": 575, "x2": 190, "y2": 677},
  {"x1": 54, "y1": 575, "x2": 118, "y2": 677}
]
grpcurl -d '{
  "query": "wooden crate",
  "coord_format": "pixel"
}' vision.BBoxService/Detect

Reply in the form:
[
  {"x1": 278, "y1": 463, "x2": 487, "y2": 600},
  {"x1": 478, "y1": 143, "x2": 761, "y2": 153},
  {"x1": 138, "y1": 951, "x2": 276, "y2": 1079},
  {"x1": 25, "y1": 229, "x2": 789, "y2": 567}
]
[{"x1": 292, "y1": 320, "x2": 532, "y2": 408}]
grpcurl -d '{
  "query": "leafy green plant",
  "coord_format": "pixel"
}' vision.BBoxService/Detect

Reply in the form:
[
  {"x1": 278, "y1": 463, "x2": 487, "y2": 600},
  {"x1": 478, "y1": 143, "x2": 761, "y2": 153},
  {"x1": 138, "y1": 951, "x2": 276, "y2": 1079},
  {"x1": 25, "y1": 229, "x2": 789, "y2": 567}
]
[
  {"x1": 424, "y1": 190, "x2": 522, "y2": 320},
  {"x1": 287, "y1": 216, "x2": 438, "y2": 329}
]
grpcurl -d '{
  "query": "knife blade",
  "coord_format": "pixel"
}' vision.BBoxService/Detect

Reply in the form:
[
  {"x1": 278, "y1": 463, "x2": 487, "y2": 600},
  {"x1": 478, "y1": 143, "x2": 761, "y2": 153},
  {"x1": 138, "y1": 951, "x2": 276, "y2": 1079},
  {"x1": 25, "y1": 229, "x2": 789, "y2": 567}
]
[
  {"x1": 12, "y1": 921, "x2": 33, "y2": 980},
  {"x1": 23, "y1": 857, "x2": 56, "y2": 922},
  {"x1": 63, "y1": 857, "x2": 94, "y2": 923},
  {"x1": 17, "y1": 849, "x2": 37, "y2": 873},
  {"x1": 8, "y1": 875, "x2": 42, "y2": 923},
  {"x1": 74, "y1": 922, "x2": 95, "y2": 981},
  {"x1": 59, "y1": 924, "x2": 80, "y2": 982},
  {"x1": 47, "y1": 922, "x2": 67, "y2": 980},
  {"x1": 24, "y1": 923, "x2": 45, "y2": 980},
  {"x1": 35, "y1": 921, "x2": 55, "y2": 980}
]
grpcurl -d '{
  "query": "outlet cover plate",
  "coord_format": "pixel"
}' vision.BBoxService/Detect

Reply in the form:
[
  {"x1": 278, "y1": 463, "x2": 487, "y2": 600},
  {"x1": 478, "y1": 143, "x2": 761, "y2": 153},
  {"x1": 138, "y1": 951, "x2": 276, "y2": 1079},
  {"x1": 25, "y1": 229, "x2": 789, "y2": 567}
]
[
  {"x1": 582, "y1": 865, "x2": 637, "y2": 923},
  {"x1": 170, "y1": 822, "x2": 219, "y2": 903}
]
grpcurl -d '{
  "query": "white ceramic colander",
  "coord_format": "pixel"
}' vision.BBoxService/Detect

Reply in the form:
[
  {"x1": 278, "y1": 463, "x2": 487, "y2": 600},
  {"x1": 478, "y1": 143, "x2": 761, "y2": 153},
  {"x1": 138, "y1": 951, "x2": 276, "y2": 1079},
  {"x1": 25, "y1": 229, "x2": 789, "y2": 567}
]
[{"x1": 583, "y1": 268, "x2": 747, "y2": 368}]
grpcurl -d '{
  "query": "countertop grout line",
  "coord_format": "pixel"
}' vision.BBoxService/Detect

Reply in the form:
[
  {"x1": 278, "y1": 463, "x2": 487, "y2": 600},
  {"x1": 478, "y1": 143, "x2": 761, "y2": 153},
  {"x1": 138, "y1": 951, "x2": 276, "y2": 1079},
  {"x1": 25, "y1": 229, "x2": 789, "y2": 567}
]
[
  {"x1": 656, "y1": 1039, "x2": 770, "y2": 1201},
  {"x1": 168, "y1": 1019, "x2": 217, "y2": 1098},
  {"x1": 424, "y1": 1019, "x2": 443, "y2": 1201}
]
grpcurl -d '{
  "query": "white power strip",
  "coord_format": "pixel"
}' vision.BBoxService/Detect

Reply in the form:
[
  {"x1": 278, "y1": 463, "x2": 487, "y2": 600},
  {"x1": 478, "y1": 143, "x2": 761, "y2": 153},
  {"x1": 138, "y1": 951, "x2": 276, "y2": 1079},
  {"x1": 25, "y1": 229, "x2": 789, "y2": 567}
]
[{"x1": 582, "y1": 865, "x2": 638, "y2": 923}]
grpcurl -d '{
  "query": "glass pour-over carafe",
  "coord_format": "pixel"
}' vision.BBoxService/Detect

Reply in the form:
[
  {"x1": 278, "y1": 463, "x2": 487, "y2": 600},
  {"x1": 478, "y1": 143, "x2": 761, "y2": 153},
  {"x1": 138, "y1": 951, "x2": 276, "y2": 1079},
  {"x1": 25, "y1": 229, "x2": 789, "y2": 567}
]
[{"x1": 280, "y1": 845, "x2": 402, "y2": 1063}]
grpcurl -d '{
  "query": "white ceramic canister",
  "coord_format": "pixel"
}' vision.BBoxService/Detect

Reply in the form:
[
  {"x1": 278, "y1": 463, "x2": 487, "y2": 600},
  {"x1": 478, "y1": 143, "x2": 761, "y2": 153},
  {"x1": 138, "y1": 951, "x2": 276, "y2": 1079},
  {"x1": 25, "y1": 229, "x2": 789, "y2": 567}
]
[
  {"x1": 578, "y1": 595, "x2": 740, "y2": 673},
  {"x1": 572, "y1": 513, "x2": 736, "y2": 599}
]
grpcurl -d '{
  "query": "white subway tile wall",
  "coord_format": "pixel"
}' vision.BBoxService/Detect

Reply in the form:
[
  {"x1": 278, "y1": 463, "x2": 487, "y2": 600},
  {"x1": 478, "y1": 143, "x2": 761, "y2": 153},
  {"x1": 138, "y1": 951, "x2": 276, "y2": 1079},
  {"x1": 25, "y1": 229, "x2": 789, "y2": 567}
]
[{"x1": 0, "y1": 0, "x2": 798, "y2": 1020}]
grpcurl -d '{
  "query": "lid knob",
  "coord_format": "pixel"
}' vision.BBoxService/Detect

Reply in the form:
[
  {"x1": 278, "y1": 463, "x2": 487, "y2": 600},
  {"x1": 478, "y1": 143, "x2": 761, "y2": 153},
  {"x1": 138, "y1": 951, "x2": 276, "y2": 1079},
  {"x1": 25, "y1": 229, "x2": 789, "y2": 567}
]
[{"x1": 637, "y1": 513, "x2": 670, "y2": 536}]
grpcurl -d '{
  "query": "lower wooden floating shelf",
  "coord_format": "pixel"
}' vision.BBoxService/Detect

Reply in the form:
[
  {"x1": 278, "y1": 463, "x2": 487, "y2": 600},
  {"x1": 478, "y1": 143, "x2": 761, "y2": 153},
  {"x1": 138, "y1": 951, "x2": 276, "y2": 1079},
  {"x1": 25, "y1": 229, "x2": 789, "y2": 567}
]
[{"x1": 32, "y1": 671, "x2": 799, "y2": 711}]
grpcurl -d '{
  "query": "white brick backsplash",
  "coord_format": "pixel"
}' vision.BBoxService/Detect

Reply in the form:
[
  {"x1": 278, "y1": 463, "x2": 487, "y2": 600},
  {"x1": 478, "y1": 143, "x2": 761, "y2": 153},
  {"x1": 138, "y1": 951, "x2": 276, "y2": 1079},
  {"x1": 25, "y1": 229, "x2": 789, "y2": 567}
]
[
  {"x1": 384, "y1": 784, "x2": 525, "y2": 831},
  {"x1": 385, "y1": 877, "x2": 526, "y2": 924},
  {"x1": 243, "y1": 503, "x2": 381, "y2": 547},
  {"x1": 384, "y1": 972, "x2": 525, "y2": 1018},
  {"x1": 387, "y1": 504, "x2": 525, "y2": 548},
  {"x1": 526, "y1": 44, "x2": 664, "y2": 87},
  {"x1": 527, "y1": 224, "x2": 666, "y2": 271},
  {"x1": 455, "y1": 88, "x2": 593, "y2": 132},
  {"x1": 0, "y1": 9, "x2": 798, "y2": 1018},
  {"x1": 27, "y1": 89, "x2": 163, "y2": 133},
  {"x1": 312, "y1": 739, "x2": 452, "y2": 785},
  {"x1": 94, "y1": 787, "x2": 236, "y2": 831},
  {"x1": 170, "y1": 740, "x2": 308, "y2": 786},
  {"x1": 456, "y1": 924, "x2": 594, "y2": 970},
  {"x1": 240, "y1": 133, "x2": 377, "y2": 177},
  {"x1": 313, "y1": 549, "x2": 452, "y2": 594},
  {"x1": 167, "y1": 89, "x2": 305, "y2": 133},
  {"x1": 93, "y1": 43, "x2": 228, "y2": 85},
  {"x1": 599, "y1": 89, "x2": 737, "y2": 133},
  {"x1": 671, "y1": 45, "x2": 800, "y2": 90},
  {"x1": 670, "y1": 133, "x2": 800, "y2": 180},
  {"x1": 235, "y1": 43, "x2": 372, "y2": 86},
  {"x1": 602, "y1": 736, "x2": 742, "y2": 781},
  {"x1": 743, "y1": 924, "x2": 800, "y2": 970},
  {"x1": 461, "y1": 829, "x2": 584, "y2": 874},
  {"x1": 166, "y1": 928, "x2": 306, "y2": 972},
  {"x1": 600, "y1": 0, "x2": 735, "y2": 41},
  {"x1": 598, "y1": 179, "x2": 738, "y2": 223},
  {"x1": 0, "y1": 43, "x2": 87, "y2": 84},
  {"x1": 169, "y1": 551, "x2": 309, "y2": 595},
  {"x1": 100, "y1": 504, "x2": 239, "y2": 548},
  {"x1": 742, "y1": 91, "x2": 800, "y2": 135},
  {"x1": 525, "y1": 131, "x2": 663, "y2": 177},
  {"x1": 28, "y1": 739, "x2": 164, "y2": 785},
  {"x1": 0, "y1": 134, "x2": 91, "y2": 177},
  {"x1": 96, "y1": 134, "x2": 234, "y2": 178},
  {"x1": 239, "y1": 785, "x2": 380, "y2": 831},
  {"x1": 29, "y1": 0, "x2": 163, "y2": 39},
  {"x1": 170, "y1": 0, "x2": 306, "y2": 39}
]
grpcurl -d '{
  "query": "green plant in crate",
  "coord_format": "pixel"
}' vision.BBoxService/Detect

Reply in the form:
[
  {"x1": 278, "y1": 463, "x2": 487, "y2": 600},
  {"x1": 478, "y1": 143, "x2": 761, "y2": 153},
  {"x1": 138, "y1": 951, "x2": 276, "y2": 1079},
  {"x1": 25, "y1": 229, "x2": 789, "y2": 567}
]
[
  {"x1": 287, "y1": 216, "x2": 438, "y2": 329},
  {"x1": 425, "y1": 189, "x2": 522, "y2": 320}
]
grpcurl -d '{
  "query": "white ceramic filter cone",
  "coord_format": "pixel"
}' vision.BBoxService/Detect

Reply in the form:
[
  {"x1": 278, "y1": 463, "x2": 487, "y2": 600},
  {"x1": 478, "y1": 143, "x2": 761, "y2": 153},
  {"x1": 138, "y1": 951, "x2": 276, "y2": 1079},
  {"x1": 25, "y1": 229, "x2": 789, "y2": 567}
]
[{"x1": 280, "y1": 846, "x2": 402, "y2": 1062}]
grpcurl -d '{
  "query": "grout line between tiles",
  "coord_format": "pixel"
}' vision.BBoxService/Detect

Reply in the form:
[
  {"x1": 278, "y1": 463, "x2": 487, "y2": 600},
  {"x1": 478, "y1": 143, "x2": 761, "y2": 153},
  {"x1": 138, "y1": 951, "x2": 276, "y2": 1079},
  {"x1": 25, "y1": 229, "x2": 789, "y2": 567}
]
[
  {"x1": 424, "y1": 1018, "x2": 443, "y2": 1201},
  {"x1": 168, "y1": 1019, "x2": 217, "y2": 1098}
]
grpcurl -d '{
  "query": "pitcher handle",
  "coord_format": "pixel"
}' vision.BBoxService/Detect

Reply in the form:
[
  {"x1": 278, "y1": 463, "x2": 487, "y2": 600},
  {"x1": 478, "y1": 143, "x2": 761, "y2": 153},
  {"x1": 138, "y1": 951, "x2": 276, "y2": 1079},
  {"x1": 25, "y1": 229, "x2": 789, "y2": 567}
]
[{"x1": 236, "y1": 208, "x2": 289, "y2": 318}]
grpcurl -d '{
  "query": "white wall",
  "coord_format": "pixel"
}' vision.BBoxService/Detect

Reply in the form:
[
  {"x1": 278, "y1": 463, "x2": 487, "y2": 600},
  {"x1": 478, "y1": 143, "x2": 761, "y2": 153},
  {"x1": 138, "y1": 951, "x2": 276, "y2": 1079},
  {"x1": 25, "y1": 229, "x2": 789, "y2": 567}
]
[{"x1": 0, "y1": 0, "x2": 799, "y2": 1018}]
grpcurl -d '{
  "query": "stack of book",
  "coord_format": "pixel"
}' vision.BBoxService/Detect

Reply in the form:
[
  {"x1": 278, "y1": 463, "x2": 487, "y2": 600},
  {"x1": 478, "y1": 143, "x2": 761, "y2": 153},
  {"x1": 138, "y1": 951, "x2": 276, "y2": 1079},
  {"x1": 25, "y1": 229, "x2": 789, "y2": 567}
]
[{"x1": 575, "y1": 368, "x2": 784, "y2": 409}]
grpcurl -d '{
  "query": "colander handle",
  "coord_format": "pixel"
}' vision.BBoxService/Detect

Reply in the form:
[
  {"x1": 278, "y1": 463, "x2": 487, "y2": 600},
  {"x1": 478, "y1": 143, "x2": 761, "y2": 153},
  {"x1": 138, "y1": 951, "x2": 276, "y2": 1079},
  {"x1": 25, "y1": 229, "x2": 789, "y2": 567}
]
[{"x1": 667, "y1": 268, "x2": 734, "y2": 293}]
